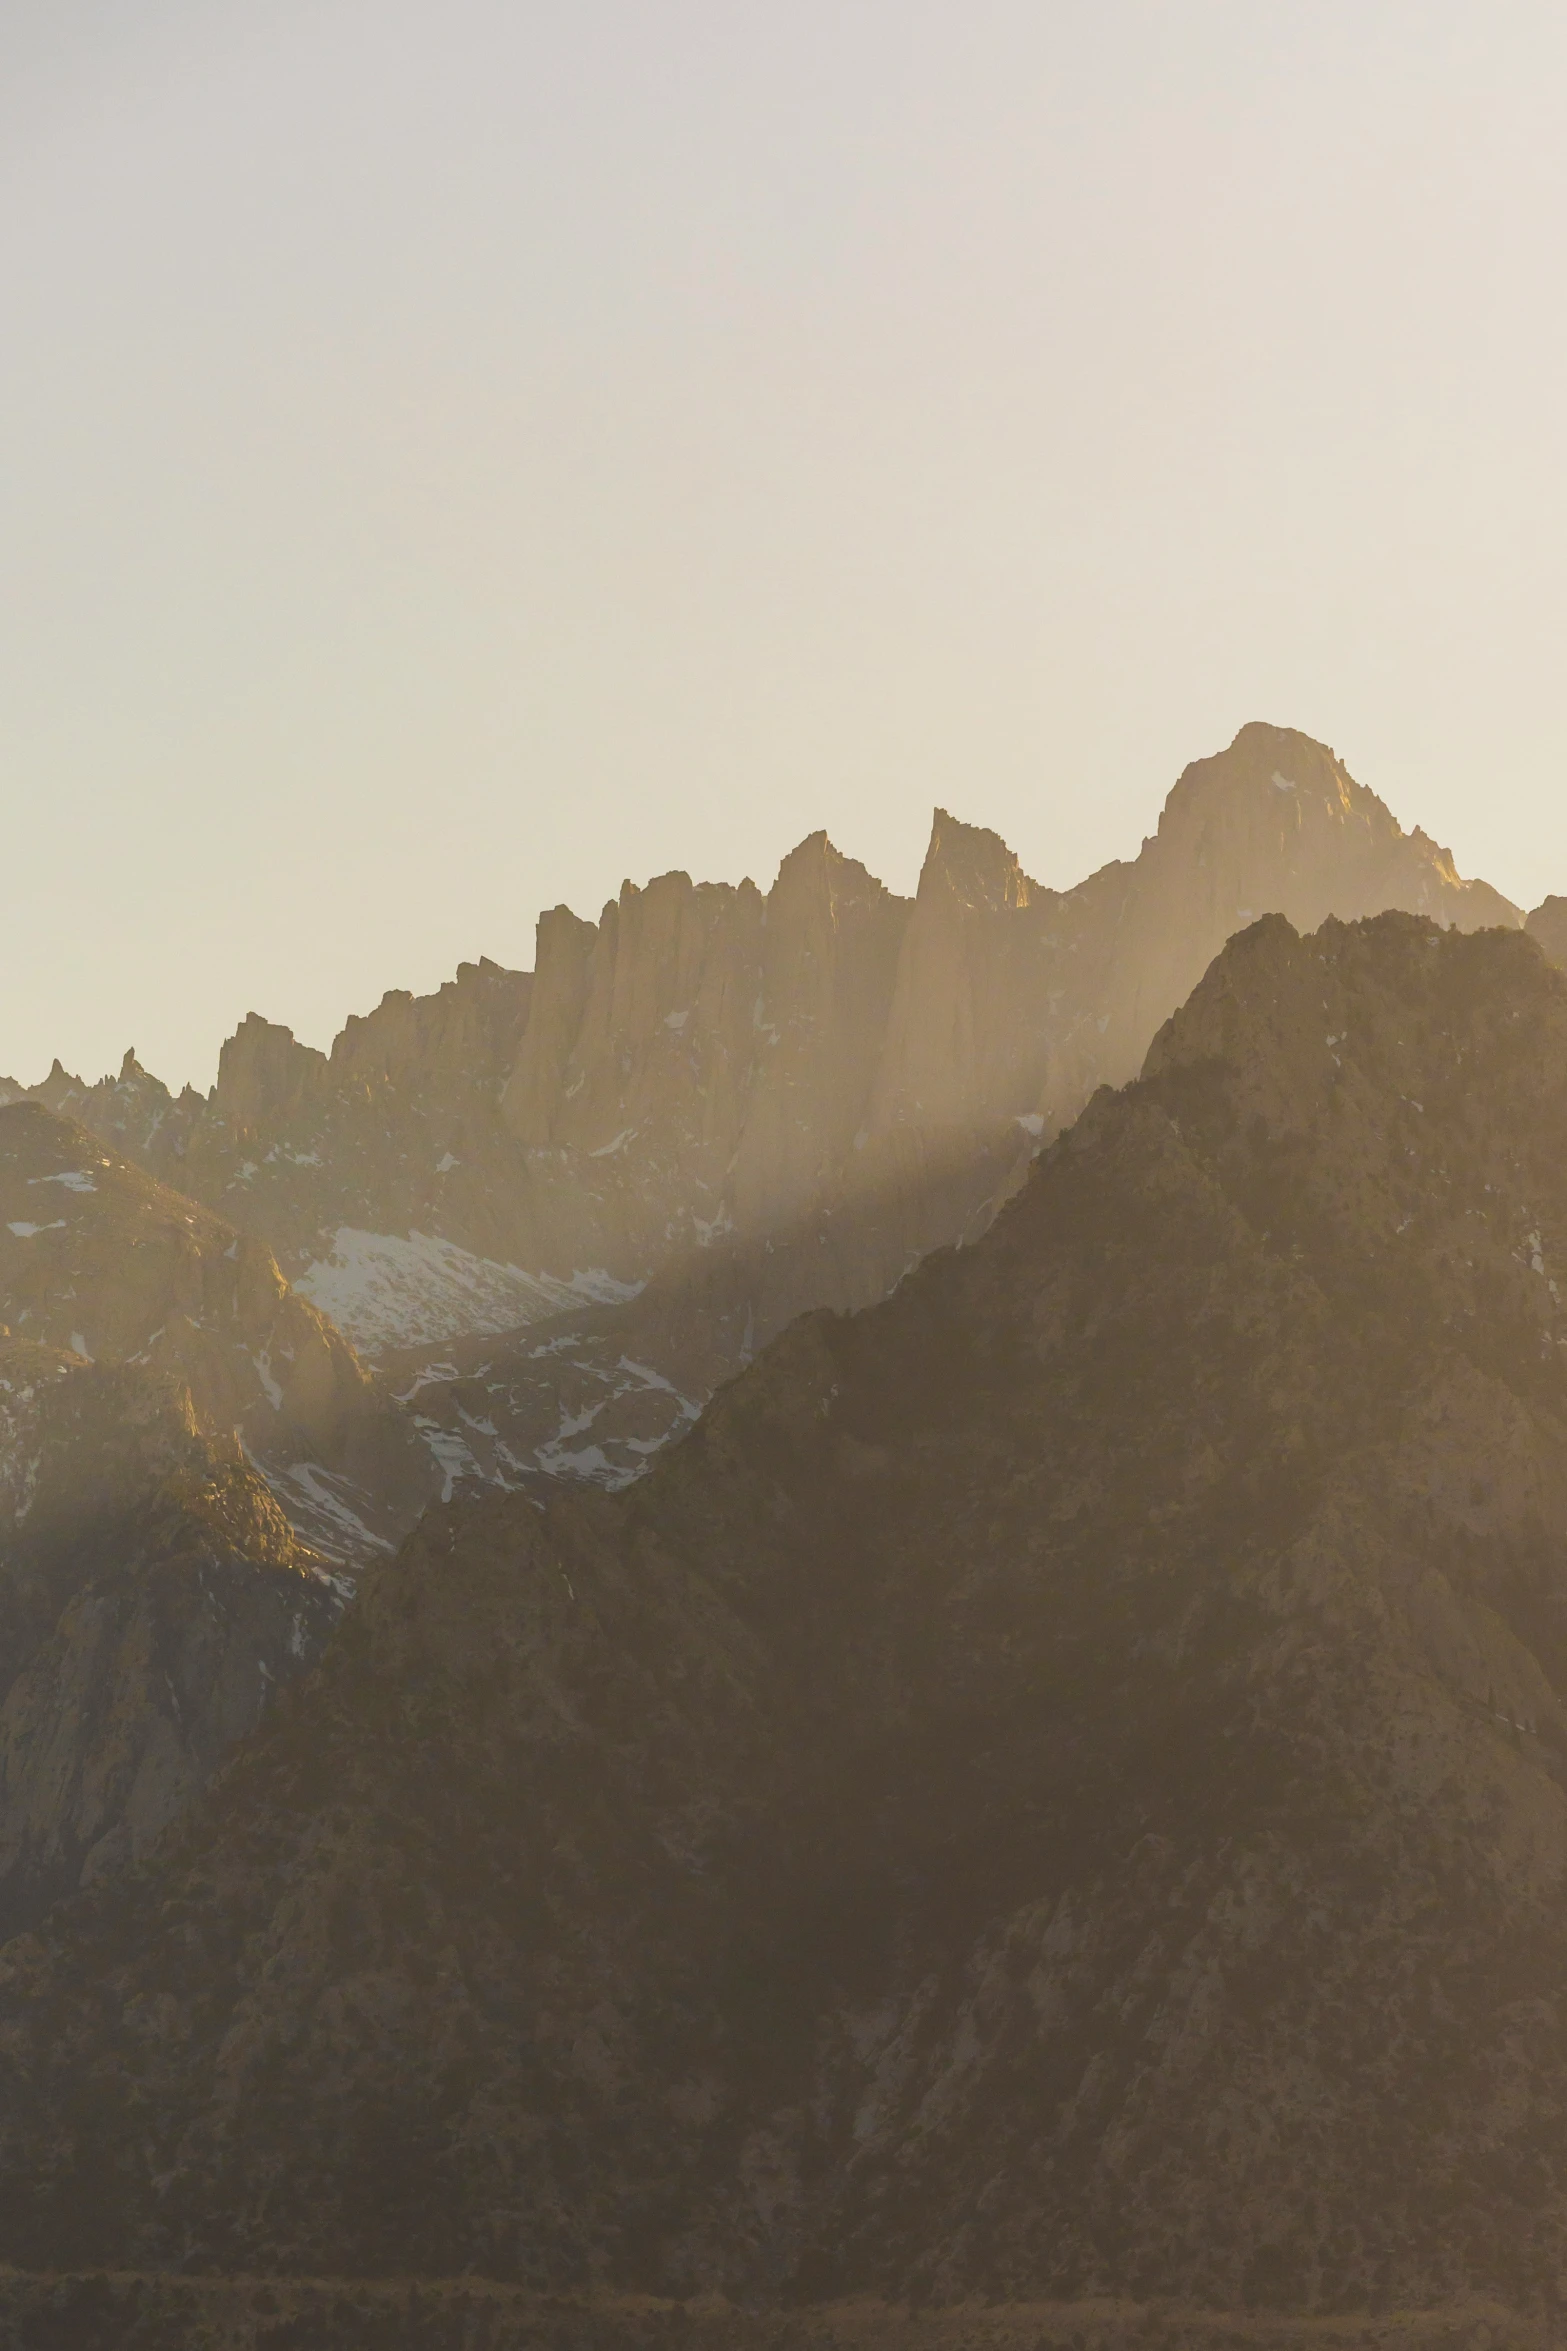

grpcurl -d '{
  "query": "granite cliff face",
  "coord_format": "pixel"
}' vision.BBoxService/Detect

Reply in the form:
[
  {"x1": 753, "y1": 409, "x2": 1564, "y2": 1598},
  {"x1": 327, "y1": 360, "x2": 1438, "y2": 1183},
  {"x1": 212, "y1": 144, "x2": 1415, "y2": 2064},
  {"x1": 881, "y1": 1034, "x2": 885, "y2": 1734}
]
[
  {"x1": 377, "y1": 724, "x2": 1527, "y2": 1502},
  {"x1": 8, "y1": 912, "x2": 1567, "y2": 2325},
  {"x1": 489, "y1": 722, "x2": 1521, "y2": 1330},
  {"x1": 18, "y1": 727, "x2": 1522, "y2": 1508}
]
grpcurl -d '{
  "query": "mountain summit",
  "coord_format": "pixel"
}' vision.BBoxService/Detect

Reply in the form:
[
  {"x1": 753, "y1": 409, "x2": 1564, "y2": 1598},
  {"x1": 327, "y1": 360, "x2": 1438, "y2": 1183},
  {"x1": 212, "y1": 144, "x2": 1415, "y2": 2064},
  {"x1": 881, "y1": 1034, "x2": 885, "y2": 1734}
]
[{"x1": 21, "y1": 726, "x2": 1520, "y2": 1348}]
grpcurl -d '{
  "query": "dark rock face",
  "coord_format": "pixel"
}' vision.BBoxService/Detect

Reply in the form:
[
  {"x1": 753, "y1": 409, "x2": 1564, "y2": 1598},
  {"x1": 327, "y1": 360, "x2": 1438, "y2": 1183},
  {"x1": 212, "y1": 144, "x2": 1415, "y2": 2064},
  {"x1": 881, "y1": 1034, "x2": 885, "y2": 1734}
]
[
  {"x1": 0, "y1": 1345, "x2": 343, "y2": 1937},
  {"x1": 0, "y1": 1109, "x2": 438, "y2": 1932},
  {"x1": 6, "y1": 913, "x2": 1567, "y2": 2317}
]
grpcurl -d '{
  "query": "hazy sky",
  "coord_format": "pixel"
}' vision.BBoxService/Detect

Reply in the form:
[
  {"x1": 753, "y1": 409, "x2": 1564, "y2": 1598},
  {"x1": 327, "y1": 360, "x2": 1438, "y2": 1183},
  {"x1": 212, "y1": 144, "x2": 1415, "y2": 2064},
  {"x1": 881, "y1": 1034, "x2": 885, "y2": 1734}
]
[{"x1": 4, "y1": 1, "x2": 1565, "y2": 1088}]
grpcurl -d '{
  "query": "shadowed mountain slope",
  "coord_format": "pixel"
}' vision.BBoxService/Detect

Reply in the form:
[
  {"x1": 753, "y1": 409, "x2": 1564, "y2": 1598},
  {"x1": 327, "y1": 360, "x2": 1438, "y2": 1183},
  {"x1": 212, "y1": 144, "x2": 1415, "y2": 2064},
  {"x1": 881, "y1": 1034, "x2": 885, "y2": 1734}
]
[
  {"x1": 0, "y1": 1108, "x2": 439, "y2": 1933},
  {"x1": 0, "y1": 1342, "x2": 345, "y2": 1939},
  {"x1": 5, "y1": 911, "x2": 1567, "y2": 2325}
]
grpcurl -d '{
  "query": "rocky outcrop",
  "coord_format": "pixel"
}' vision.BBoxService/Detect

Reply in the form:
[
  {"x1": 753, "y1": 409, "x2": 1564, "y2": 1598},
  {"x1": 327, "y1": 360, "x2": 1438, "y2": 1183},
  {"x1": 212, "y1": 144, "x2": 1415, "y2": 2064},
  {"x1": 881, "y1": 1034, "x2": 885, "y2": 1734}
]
[
  {"x1": 0, "y1": 1102, "x2": 431, "y2": 1561},
  {"x1": 0, "y1": 1105, "x2": 438, "y2": 1936},
  {"x1": 868, "y1": 808, "x2": 1053, "y2": 1135},
  {"x1": 0, "y1": 1341, "x2": 343, "y2": 1937},
  {"x1": 9, "y1": 914, "x2": 1567, "y2": 2324}
]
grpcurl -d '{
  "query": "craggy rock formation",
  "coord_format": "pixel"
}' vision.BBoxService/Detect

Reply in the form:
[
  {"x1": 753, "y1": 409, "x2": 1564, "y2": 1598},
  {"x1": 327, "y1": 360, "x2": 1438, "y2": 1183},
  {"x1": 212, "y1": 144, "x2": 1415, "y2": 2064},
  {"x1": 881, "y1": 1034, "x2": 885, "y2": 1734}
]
[
  {"x1": 25, "y1": 960, "x2": 542, "y2": 1327},
  {"x1": 289, "y1": 724, "x2": 1529, "y2": 1496},
  {"x1": 0, "y1": 1109, "x2": 434, "y2": 1932},
  {"x1": 1044, "y1": 720, "x2": 1518, "y2": 1102},
  {"x1": 23, "y1": 727, "x2": 1517, "y2": 1388},
  {"x1": 0, "y1": 1103, "x2": 430, "y2": 1560},
  {"x1": 494, "y1": 724, "x2": 1517, "y2": 1274},
  {"x1": 0, "y1": 1342, "x2": 343, "y2": 1937},
  {"x1": 9, "y1": 914, "x2": 1567, "y2": 2326}
]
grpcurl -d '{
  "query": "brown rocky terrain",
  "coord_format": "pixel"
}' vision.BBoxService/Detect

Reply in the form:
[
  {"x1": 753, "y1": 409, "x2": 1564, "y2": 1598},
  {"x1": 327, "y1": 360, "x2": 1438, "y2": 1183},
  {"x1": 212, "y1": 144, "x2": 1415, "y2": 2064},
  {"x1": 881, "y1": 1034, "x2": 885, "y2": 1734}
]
[
  {"x1": 25, "y1": 727, "x2": 1521, "y2": 1345},
  {"x1": 6, "y1": 911, "x2": 1567, "y2": 2335},
  {"x1": 0, "y1": 1101, "x2": 431, "y2": 1561},
  {"x1": 0, "y1": 1107, "x2": 440, "y2": 1936},
  {"x1": 0, "y1": 1343, "x2": 344, "y2": 1938},
  {"x1": 18, "y1": 725, "x2": 1531, "y2": 1516},
  {"x1": 22, "y1": 958, "x2": 542, "y2": 1330}
]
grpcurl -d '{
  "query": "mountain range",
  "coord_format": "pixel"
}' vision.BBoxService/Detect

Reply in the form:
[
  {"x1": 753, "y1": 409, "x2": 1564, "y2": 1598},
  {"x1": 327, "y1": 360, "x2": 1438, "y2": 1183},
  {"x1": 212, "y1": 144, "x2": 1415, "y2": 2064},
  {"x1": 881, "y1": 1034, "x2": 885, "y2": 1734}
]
[
  {"x1": 3, "y1": 721, "x2": 1566, "y2": 2346},
  {"x1": 3, "y1": 725, "x2": 1529, "y2": 1490}
]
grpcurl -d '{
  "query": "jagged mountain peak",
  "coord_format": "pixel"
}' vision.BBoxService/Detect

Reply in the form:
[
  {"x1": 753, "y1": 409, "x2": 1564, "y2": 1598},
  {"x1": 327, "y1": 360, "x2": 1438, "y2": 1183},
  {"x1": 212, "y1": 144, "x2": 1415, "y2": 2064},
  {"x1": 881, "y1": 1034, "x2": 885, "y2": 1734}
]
[
  {"x1": 327, "y1": 956, "x2": 531, "y2": 1095},
  {"x1": 770, "y1": 826, "x2": 900, "y2": 916},
  {"x1": 28, "y1": 1058, "x2": 82, "y2": 1116},
  {"x1": 213, "y1": 1012, "x2": 329, "y2": 1140},
  {"x1": 1144, "y1": 904, "x2": 1554, "y2": 1143},
  {"x1": 1183, "y1": 715, "x2": 1354, "y2": 795},
  {"x1": 1152, "y1": 720, "x2": 1518, "y2": 923},
  {"x1": 922, "y1": 804, "x2": 1038, "y2": 913},
  {"x1": 12, "y1": 724, "x2": 1535, "y2": 1392},
  {"x1": 1150, "y1": 723, "x2": 1391, "y2": 874}
]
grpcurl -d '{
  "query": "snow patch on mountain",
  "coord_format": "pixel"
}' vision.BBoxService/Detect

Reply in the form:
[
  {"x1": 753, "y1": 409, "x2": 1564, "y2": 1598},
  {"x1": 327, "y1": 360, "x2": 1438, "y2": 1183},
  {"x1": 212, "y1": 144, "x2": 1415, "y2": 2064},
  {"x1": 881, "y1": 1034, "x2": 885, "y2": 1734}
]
[
  {"x1": 294, "y1": 1227, "x2": 640, "y2": 1355},
  {"x1": 271, "y1": 1460, "x2": 392, "y2": 1567}
]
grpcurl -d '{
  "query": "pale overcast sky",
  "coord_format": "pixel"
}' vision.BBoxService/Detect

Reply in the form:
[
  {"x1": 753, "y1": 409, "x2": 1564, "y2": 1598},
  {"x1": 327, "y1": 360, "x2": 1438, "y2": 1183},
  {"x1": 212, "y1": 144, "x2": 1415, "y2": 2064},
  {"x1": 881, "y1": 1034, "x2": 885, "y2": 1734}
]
[{"x1": 3, "y1": 1, "x2": 1565, "y2": 1087}]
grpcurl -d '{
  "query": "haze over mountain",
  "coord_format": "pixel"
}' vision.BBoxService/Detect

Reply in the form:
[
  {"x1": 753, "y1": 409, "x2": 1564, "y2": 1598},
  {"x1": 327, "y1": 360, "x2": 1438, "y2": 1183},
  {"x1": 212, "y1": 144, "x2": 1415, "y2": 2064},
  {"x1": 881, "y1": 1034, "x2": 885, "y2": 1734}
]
[
  {"x1": 10, "y1": 905, "x2": 1567, "y2": 2342},
  {"x1": 6, "y1": 728, "x2": 1525, "y2": 1498},
  {"x1": 4, "y1": 721, "x2": 1565, "y2": 2346},
  {"x1": 13, "y1": 729, "x2": 1515, "y2": 1337}
]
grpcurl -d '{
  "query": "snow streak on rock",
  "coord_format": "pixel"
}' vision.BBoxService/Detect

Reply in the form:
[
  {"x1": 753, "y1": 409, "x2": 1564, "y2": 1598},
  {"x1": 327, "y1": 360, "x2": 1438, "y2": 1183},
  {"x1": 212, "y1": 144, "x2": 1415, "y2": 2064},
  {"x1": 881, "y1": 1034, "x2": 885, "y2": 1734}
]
[{"x1": 293, "y1": 1227, "x2": 639, "y2": 1356}]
